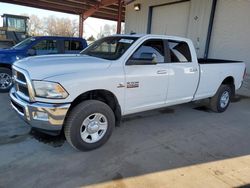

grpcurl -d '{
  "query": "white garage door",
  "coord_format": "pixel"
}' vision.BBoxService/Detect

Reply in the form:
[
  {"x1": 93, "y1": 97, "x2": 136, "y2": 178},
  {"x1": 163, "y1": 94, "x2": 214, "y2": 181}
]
[
  {"x1": 209, "y1": 0, "x2": 250, "y2": 73},
  {"x1": 151, "y1": 1, "x2": 191, "y2": 37}
]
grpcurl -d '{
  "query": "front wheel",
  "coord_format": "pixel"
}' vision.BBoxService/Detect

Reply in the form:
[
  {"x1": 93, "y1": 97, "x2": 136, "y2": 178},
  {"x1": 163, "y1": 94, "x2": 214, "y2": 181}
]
[
  {"x1": 64, "y1": 100, "x2": 115, "y2": 151},
  {"x1": 209, "y1": 85, "x2": 232, "y2": 113},
  {"x1": 0, "y1": 68, "x2": 13, "y2": 93}
]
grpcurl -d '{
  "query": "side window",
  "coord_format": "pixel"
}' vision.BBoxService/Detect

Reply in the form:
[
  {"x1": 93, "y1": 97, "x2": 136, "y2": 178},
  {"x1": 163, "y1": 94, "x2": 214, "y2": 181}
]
[
  {"x1": 33, "y1": 40, "x2": 58, "y2": 55},
  {"x1": 71, "y1": 41, "x2": 83, "y2": 51},
  {"x1": 64, "y1": 40, "x2": 70, "y2": 51},
  {"x1": 64, "y1": 40, "x2": 83, "y2": 53},
  {"x1": 131, "y1": 40, "x2": 165, "y2": 63},
  {"x1": 33, "y1": 40, "x2": 47, "y2": 50},
  {"x1": 168, "y1": 40, "x2": 192, "y2": 63}
]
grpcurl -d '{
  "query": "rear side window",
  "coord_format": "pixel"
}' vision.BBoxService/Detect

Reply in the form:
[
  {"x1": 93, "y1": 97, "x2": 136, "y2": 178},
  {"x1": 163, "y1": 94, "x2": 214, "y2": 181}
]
[
  {"x1": 168, "y1": 40, "x2": 191, "y2": 62},
  {"x1": 64, "y1": 40, "x2": 83, "y2": 51}
]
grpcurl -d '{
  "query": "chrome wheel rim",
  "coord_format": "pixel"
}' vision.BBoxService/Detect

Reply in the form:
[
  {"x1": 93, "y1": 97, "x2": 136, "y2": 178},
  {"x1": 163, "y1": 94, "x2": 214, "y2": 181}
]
[
  {"x1": 80, "y1": 113, "x2": 108, "y2": 143},
  {"x1": 0, "y1": 73, "x2": 12, "y2": 89},
  {"x1": 220, "y1": 91, "x2": 230, "y2": 108}
]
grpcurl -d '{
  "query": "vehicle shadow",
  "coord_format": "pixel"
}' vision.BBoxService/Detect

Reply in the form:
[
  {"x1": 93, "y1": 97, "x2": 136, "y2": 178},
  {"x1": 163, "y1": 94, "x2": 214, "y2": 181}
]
[{"x1": 29, "y1": 129, "x2": 65, "y2": 148}]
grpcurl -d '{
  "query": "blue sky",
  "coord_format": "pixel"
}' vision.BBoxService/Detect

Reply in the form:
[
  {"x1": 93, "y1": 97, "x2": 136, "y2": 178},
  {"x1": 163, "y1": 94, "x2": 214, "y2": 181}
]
[{"x1": 0, "y1": 2, "x2": 117, "y2": 38}]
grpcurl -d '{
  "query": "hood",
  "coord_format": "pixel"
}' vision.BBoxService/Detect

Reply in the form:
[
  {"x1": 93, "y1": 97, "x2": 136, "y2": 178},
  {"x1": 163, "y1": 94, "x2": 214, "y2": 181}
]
[
  {"x1": 0, "y1": 47, "x2": 19, "y2": 52},
  {"x1": 13, "y1": 54, "x2": 111, "y2": 80}
]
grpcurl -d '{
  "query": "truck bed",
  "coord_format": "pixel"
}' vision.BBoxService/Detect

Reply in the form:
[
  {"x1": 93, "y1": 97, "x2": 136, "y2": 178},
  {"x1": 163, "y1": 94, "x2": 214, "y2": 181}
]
[{"x1": 194, "y1": 60, "x2": 245, "y2": 101}]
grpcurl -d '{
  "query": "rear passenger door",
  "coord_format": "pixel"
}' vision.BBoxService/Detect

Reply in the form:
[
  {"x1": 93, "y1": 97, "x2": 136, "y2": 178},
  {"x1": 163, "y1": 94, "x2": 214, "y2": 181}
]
[
  {"x1": 166, "y1": 40, "x2": 199, "y2": 105},
  {"x1": 64, "y1": 40, "x2": 83, "y2": 54}
]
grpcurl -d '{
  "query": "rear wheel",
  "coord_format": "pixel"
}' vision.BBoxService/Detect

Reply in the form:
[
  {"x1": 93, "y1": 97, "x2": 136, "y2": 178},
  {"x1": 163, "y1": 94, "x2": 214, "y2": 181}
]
[
  {"x1": 0, "y1": 68, "x2": 13, "y2": 93},
  {"x1": 209, "y1": 85, "x2": 232, "y2": 112},
  {"x1": 64, "y1": 100, "x2": 115, "y2": 151}
]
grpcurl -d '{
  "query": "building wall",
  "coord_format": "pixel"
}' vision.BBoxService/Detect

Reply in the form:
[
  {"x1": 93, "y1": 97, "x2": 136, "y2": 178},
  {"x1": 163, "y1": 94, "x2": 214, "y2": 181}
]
[
  {"x1": 150, "y1": 1, "x2": 191, "y2": 36},
  {"x1": 125, "y1": 0, "x2": 250, "y2": 89},
  {"x1": 209, "y1": 0, "x2": 250, "y2": 72},
  {"x1": 186, "y1": 0, "x2": 212, "y2": 58},
  {"x1": 125, "y1": 0, "x2": 213, "y2": 57},
  {"x1": 125, "y1": 0, "x2": 177, "y2": 36}
]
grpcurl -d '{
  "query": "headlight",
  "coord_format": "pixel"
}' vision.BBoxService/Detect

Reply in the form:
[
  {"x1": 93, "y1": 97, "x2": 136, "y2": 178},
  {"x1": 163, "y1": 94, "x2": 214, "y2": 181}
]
[{"x1": 33, "y1": 81, "x2": 68, "y2": 99}]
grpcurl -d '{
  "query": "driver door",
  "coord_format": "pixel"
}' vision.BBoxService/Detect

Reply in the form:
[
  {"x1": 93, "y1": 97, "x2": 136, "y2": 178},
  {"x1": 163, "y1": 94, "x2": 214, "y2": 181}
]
[{"x1": 124, "y1": 39, "x2": 169, "y2": 114}]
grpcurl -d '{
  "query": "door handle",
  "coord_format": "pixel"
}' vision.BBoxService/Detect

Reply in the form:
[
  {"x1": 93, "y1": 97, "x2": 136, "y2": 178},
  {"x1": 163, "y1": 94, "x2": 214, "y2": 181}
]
[
  {"x1": 189, "y1": 68, "x2": 198, "y2": 73},
  {"x1": 157, "y1": 70, "x2": 167, "y2": 74}
]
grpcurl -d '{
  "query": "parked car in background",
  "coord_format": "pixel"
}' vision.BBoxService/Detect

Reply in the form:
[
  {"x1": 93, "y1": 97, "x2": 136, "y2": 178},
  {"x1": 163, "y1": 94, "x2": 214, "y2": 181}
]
[
  {"x1": 0, "y1": 36, "x2": 87, "y2": 92},
  {"x1": 10, "y1": 34, "x2": 246, "y2": 151}
]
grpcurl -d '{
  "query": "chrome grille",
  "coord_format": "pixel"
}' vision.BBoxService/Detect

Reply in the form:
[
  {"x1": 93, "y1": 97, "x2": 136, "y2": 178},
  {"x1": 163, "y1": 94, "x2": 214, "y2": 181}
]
[{"x1": 13, "y1": 68, "x2": 30, "y2": 101}]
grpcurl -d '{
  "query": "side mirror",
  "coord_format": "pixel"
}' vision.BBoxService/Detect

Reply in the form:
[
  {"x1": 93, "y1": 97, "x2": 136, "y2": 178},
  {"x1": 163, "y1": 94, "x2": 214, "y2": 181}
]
[
  {"x1": 27, "y1": 49, "x2": 36, "y2": 56},
  {"x1": 139, "y1": 52, "x2": 154, "y2": 61},
  {"x1": 126, "y1": 52, "x2": 157, "y2": 65}
]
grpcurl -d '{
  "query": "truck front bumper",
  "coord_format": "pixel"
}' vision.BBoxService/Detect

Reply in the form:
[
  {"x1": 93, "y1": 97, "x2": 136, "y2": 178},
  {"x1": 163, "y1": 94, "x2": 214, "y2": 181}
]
[{"x1": 10, "y1": 88, "x2": 71, "y2": 135}]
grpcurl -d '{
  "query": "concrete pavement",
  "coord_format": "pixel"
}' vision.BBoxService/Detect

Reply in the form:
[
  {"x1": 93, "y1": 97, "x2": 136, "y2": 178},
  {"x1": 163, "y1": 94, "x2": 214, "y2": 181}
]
[{"x1": 0, "y1": 91, "x2": 250, "y2": 188}]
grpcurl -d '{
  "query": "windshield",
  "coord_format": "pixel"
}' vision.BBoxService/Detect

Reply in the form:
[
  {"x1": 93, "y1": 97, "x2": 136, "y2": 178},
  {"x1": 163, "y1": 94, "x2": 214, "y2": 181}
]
[
  {"x1": 81, "y1": 36, "x2": 138, "y2": 60},
  {"x1": 12, "y1": 37, "x2": 36, "y2": 50}
]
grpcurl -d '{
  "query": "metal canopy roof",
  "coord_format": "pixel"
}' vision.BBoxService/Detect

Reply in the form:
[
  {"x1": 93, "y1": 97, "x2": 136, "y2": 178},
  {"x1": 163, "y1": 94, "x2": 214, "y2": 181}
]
[{"x1": 0, "y1": 0, "x2": 126, "y2": 21}]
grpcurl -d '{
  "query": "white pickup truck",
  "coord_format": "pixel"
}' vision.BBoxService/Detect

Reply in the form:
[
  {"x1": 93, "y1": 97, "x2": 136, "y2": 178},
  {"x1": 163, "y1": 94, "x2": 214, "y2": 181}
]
[{"x1": 10, "y1": 34, "x2": 246, "y2": 151}]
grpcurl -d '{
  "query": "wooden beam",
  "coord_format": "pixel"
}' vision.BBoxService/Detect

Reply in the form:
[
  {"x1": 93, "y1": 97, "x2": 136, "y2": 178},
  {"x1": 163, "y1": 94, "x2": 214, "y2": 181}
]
[
  {"x1": 79, "y1": 13, "x2": 84, "y2": 37},
  {"x1": 0, "y1": 0, "x2": 82, "y2": 14},
  {"x1": 124, "y1": 0, "x2": 135, "y2": 5},
  {"x1": 40, "y1": 0, "x2": 123, "y2": 17},
  {"x1": 116, "y1": 0, "x2": 122, "y2": 34},
  {"x1": 0, "y1": 0, "x2": 125, "y2": 21},
  {"x1": 98, "y1": 8, "x2": 124, "y2": 16},
  {"x1": 92, "y1": 12, "x2": 123, "y2": 21},
  {"x1": 101, "y1": 0, "x2": 119, "y2": 5},
  {"x1": 83, "y1": 0, "x2": 118, "y2": 20},
  {"x1": 40, "y1": 0, "x2": 89, "y2": 10}
]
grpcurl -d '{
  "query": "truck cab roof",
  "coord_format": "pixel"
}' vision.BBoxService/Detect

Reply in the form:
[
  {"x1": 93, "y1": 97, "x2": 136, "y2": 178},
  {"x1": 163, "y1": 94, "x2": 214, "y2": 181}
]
[
  {"x1": 30, "y1": 36, "x2": 85, "y2": 41},
  {"x1": 111, "y1": 34, "x2": 192, "y2": 43}
]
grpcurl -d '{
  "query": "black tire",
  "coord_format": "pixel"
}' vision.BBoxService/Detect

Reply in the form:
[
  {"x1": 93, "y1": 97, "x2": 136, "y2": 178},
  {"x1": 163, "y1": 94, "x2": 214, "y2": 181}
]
[
  {"x1": 0, "y1": 67, "x2": 13, "y2": 93},
  {"x1": 209, "y1": 85, "x2": 232, "y2": 113},
  {"x1": 64, "y1": 100, "x2": 115, "y2": 151}
]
